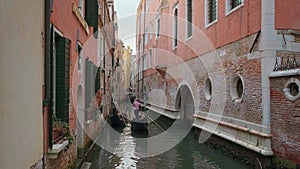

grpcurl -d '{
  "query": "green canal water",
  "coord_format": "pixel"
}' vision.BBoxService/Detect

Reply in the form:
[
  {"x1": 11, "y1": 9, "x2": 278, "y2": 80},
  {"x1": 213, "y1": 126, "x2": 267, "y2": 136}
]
[{"x1": 85, "y1": 113, "x2": 251, "y2": 169}]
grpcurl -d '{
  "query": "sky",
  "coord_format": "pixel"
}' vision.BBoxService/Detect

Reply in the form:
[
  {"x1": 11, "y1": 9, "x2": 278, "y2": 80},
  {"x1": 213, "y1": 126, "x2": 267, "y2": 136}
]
[{"x1": 115, "y1": 0, "x2": 140, "y2": 55}]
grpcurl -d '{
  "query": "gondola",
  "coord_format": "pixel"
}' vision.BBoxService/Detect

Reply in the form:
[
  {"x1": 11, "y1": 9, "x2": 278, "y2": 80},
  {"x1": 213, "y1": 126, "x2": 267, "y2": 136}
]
[
  {"x1": 130, "y1": 106, "x2": 148, "y2": 131},
  {"x1": 108, "y1": 102, "x2": 127, "y2": 128}
]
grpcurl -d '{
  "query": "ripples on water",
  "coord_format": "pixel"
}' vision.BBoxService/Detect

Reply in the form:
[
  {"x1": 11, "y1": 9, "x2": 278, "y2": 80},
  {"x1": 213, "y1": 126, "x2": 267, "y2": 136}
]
[{"x1": 88, "y1": 116, "x2": 249, "y2": 169}]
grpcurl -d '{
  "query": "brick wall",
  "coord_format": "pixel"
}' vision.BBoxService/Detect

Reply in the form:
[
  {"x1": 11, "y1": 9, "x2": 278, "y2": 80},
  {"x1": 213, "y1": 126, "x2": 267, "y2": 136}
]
[
  {"x1": 270, "y1": 75, "x2": 300, "y2": 164},
  {"x1": 143, "y1": 33, "x2": 263, "y2": 125},
  {"x1": 46, "y1": 142, "x2": 77, "y2": 169}
]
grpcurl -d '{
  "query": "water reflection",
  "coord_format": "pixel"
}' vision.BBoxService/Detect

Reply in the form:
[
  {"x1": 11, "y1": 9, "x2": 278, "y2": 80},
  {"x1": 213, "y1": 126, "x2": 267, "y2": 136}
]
[
  {"x1": 114, "y1": 126, "x2": 139, "y2": 169},
  {"x1": 88, "y1": 117, "x2": 249, "y2": 169}
]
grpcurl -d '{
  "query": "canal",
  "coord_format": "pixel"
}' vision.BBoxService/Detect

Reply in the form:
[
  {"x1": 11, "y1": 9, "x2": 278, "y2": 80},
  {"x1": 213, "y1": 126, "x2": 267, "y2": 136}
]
[{"x1": 84, "y1": 111, "x2": 251, "y2": 169}]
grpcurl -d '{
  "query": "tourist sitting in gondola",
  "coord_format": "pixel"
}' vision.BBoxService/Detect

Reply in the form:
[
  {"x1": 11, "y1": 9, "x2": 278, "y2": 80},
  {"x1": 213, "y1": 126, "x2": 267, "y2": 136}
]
[{"x1": 130, "y1": 98, "x2": 148, "y2": 131}]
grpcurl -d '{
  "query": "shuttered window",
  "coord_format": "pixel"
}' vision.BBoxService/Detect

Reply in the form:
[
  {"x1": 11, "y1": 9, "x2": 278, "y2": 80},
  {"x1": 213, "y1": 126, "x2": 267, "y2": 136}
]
[
  {"x1": 85, "y1": 59, "x2": 93, "y2": 117},
  {"x1": 85, "y1": 59, "x2": 100, "y2": 120},
  {"x1": 85, "y1": 0, "x2": 98, "y2": 38},
  {"x1": 208, "y1": 0, "x2": 217, "y2": 24},
  {"x1": 230, "y1": 0, "x2": 242, "y2": 10},
  {"x1": 227, "y1": 0, "x2": 243, "y2": 13},
  {"x1": 95, "y1": 66, "x2": 100, "y2": 94},
  {"x1": 55, "y1": 36, "x2": 70, "y2": 123}
]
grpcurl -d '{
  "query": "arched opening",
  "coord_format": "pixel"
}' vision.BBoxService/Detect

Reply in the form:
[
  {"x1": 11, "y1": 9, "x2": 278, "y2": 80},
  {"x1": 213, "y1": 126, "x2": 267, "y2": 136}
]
[{"x1": 175, "y1": 84, "x2": 195, "y2": 124}]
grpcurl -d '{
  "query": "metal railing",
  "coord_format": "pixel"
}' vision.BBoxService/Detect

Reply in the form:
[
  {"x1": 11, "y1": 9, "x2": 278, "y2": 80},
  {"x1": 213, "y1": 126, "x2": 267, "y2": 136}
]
[{"x1": 273, "y1": 54, "x2": 300, "y2": 71}]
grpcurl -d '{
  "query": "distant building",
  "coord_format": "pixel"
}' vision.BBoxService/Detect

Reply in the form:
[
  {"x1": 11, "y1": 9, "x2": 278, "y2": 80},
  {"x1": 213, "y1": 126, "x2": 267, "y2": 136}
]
[
  {"x1": 136, "y1": 0, "x2": 300, "y2": 167},
  {"x1": 122, "y1": 46, "x2": 133, "y2": 90}
]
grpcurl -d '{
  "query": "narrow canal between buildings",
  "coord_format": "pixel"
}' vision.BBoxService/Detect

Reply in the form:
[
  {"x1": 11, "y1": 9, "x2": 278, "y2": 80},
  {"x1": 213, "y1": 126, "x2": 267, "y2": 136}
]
[{"x1": 84, "y1": 110, "x2": 252, "y2": 169}]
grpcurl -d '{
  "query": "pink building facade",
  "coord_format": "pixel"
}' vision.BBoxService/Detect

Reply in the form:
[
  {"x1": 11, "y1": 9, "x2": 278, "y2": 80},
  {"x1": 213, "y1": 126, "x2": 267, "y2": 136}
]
[{"x1": 136, "y1": 0, "x2": 300, "y2": 166}]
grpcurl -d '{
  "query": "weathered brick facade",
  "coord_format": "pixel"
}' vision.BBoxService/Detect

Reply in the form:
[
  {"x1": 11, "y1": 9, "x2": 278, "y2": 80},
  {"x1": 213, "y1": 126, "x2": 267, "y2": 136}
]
[
  {"x1": 137, "y1": 0, "x2": 300, "y2": 163},
  {"x1": 136, "y1": 0, "x2": 300, "y2": 164},
  {"x1": 270, "y1": 75, "x2": 300, "y2": 164},
  {"x1": 47, "y1": 143, "x2": 77, "y2": 169}
]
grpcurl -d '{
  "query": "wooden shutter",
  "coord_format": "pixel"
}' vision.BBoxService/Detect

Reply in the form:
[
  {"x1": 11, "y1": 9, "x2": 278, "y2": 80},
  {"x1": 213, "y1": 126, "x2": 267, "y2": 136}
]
[
  {"x1": 85, "y1": 59, "x2": 92, "y2": 112},
  {"x1": 187, "y1": 0, "x2": 193, "y2": 37},
  {"x1": 95, "y1": 66, "x2": 100, "y2": 94},
  {"x1": 85, "y1": 0, "x2": 98, "y2": 38},
  {"x1": 55, "y1": 36, "x2": 70, "y2": 123},
  {"x1": 208, "y1": 0, "x2": 217, "y2": 23}
]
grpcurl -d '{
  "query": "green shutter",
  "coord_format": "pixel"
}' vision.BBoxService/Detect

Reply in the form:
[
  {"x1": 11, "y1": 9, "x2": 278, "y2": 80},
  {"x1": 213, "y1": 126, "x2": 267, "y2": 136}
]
[
  {"x1": 85, "y1": 0, "x2": 98, "y2": 38},
  {"x1": 85, "y1": 59, "x2": 92, "y2": 113},
  {"x1": 55, "y1": 36, "x2": 70, "y2": 123},
  {"x1": 95, "y1": 66, "x2": 100, "y2": 94}
]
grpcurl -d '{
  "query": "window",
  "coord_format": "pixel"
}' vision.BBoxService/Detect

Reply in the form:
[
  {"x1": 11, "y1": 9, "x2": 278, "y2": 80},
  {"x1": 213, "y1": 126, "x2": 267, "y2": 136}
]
[
  {"x1": 149, "y1": 22, "x2": 153, "y2": 40},
  {"x1": 144, "y1": 54, "x2": 148, "y2": 69},
  {"x1": 156, "y1": 17, "x2": 161, "y2": 39},
  {"x1": 153, "y1": 48, "x2": 157, "y2": 66},
  {"x1": 149, "y1": 49, "x2": 153, "y2": 67},
  {"x1": 85, "y1": 0, "x2": 98, "y2": 37},
  {"x1": 204, "y1": 78, "x2": 212, "y2": 100},
  {"x1": 230, "y1": 75, "x2": 244, "y2": 102},
  {"x1": 173, "y1": 5, "x2": 178, "y2": 48},
  {"x1": 284, "y1": 78, "x2": 300, "y2": 101},
  {"x1": 186, "y1": 0, "x2": 193, "y2": 38},
  {"x1": 54, "y1": 35, "x2": 70, "y2": 123},
  {"x1": 205, "y1": 0, "x2": 218, "y2": 27},
  {"x1": 78, "y1": 46, "x2": 82, "y2": 71},
  {"x1": 144, "y1": 27, "x2": 149, "y2": 46},
  {"x1": 226, "y1": 0, "x2": 243, "y2": 14},
  {"x1": 146, "y1": 0, "x2": 150, "y2": 12}
]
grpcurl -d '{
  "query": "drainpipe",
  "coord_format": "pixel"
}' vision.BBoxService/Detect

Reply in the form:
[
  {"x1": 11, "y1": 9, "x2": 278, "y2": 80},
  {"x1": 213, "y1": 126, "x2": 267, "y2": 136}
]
[
  {"x1": 43, "y1": 0, "x2": 52, "y2": 168},
  {"x1": 103, "y1": 2, "x2": 106, "y2": 95},
  {"x1": 142, "y1": 1, "x2": 146, "y2": 106},
  {"x1": 137, "y1": 12, "x2": 141, "y2": 99},
  {"x1": 112, "y1": 4, "x2": 115, "y2": 68}
]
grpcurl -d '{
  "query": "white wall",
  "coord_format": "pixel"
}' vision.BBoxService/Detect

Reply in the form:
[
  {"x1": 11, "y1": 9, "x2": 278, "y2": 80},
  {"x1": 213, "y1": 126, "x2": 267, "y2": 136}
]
[{"x1": 0, "y1": 0, "x2": 44, "y2": 168}]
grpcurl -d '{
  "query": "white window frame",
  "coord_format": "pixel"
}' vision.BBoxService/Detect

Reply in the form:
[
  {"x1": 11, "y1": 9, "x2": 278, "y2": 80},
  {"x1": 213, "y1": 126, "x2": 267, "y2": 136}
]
[
  {"x1": 225, "y1": 0, "x2": 244, "y2": 16},
  {"x1": 144, "y1": 54, "x2": 149, "y2": 70},
  {"x1": 149, "y1": 22, "x2": 153, "y2": 40},
  {"x1": 205, "y1": 0, "x2": 218, "y2": 28},
  {"x1": 153, "y1": 48, "x2": 157, "y2": 66},
  {"x1": 146, "y1": 0, "x2": 150, "y2": 12},
  {"x1": 144, "y1": 27, "x2": 149, "y2": 46},
  {"x1": 156, "y1": 17, "x2": 161, "y2": 39},
  {"x1": 173, "y1": 4, "x2": 179, "y2": 49},
  {"x1": 185, "y1": 0, "x2": 193, "y2": 40}
]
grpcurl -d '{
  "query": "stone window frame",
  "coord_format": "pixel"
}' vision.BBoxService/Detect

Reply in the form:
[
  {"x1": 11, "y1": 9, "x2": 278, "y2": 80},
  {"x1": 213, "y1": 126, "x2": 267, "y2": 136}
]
[
  {"x1": 204, "y1": 77, "x2": 212, "y2": 101},
  {"x1": 283, "y1": 78, "x2": 300, "y2": 101},
  {"x1": 230, "y1": 74, "x2": 245, "y2": 103}
]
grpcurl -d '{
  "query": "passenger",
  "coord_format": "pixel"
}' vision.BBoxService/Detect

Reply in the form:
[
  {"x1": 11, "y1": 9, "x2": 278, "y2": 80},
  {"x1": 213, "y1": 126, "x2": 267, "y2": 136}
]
[{"x1": 132, "y1": 99, "x2": 141, "y2": 118}]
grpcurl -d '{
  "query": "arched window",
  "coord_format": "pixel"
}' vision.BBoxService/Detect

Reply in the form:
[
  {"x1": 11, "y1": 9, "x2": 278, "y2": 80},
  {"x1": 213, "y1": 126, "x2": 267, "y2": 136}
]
[{"x1": 173, "y1": 6, "x2": 178, "y2": 48}]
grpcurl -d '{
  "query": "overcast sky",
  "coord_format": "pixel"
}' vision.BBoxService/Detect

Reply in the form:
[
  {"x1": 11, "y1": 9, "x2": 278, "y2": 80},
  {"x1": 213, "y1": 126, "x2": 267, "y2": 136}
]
[{"x1": 115, "y1": 0, "x2": 140, "y2": 54}]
